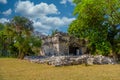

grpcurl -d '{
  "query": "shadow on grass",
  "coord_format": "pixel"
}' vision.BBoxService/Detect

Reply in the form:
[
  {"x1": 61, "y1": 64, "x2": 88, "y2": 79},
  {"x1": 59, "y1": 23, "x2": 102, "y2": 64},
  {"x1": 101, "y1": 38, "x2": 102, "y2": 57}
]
[{"x1": 0, "y1": 74, "x2": 5, "y2": 80}]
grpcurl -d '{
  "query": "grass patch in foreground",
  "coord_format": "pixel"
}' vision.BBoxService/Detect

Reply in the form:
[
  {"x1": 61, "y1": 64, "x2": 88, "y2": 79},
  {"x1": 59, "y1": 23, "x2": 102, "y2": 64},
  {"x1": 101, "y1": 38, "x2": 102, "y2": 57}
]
[{"x1": 0, "y1": 58, "x2": 120, "y2": 80}]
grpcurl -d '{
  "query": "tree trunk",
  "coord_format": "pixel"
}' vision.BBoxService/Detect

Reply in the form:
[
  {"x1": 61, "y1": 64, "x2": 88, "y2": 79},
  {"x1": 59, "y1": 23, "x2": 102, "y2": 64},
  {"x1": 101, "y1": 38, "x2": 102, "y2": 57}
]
[
  {"x1": 20, "y1": 53, "x2": 25, "y2": 60},
  {"x1": 18, "y1": 49, "x2": 21, "y2": 59},
  {"x1": 112, "y1": 51, "x2": 118, "y2": 62}
]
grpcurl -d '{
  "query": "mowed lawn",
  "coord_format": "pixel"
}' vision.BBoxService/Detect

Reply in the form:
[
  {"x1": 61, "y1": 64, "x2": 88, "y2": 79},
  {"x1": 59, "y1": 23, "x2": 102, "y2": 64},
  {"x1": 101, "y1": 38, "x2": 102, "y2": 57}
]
[{"x1": 0, "y1": 58, "x2": 120, "y2": 80}]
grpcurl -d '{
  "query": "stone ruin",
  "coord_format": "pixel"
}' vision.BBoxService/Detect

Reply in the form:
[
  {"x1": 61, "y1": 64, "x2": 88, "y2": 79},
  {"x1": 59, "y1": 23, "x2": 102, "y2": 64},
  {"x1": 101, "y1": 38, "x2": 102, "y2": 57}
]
[
  {"x1": 24, "y1": 32, "x2": 117, "y2": 67},
  {"x1": 40, "y1": 32, "x2": 88, "y2": 56},
  {"x1": 24, "y1": 54, "x2": 116, "y2": 67}
]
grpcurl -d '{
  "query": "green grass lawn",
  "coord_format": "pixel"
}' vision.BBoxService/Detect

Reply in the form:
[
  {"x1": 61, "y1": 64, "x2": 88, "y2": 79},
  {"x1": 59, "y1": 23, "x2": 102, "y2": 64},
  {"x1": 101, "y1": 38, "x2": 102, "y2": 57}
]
[{"x1": 0, "y1": 58, "x2": 120, "y2": 80}]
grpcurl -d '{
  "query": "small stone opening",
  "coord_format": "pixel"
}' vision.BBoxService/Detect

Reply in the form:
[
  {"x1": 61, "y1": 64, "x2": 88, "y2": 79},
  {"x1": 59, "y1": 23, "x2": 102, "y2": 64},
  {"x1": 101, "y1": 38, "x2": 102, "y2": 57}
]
[{"x1": 69, "y1": 46, "x2": 80, "y2": 55}]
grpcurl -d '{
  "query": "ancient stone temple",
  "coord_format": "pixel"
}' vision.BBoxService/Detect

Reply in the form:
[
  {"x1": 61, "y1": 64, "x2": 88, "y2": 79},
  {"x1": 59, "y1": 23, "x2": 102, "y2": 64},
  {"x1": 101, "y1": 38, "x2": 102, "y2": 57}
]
[{"x1": 40, "y1": 32, "x2": 88, "y2": 56}]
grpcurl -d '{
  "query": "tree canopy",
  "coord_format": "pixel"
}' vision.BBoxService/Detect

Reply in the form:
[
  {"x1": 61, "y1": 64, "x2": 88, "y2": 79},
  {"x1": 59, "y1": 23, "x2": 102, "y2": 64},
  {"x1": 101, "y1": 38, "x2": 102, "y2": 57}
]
[
  {"x1": 0, "y1": 16, "x2": 42, "y2": 59},
  {"x1": 68, "y1": 0, "x2": 120, "y2": 57}
]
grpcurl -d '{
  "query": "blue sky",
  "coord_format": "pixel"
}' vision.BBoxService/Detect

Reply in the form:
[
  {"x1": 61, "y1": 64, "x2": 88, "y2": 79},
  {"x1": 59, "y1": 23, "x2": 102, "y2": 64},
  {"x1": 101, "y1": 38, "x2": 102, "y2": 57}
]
[{"x1": 0, "y1": 0, "x2": 75, "y2": 35}]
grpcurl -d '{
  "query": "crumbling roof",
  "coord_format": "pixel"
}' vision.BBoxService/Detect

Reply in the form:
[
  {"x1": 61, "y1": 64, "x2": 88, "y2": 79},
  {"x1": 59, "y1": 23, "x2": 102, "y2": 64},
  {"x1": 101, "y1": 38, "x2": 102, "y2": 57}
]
[{"x1": 54, "y1": 32, "x2": 68, "y2": 36}]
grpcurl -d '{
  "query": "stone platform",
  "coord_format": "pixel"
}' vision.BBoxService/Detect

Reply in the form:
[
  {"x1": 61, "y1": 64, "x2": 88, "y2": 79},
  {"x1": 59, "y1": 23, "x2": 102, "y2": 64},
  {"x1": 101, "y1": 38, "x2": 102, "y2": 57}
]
[{"x1": 24, "y1": 55, "x2": 116, "y2": 67}]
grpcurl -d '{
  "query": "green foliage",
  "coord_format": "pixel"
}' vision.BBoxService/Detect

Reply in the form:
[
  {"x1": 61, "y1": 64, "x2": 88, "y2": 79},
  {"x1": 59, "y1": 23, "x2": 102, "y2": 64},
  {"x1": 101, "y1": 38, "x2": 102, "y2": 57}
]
[
  {"x1": 68, "y1": 0, "x2": 120, "y2": 56},
  {"x1": 51, "y1": 29, "x2": 58, "y2": 36},
  {"x1": 30, "y1": 36, "x2": 42, "y2": 55},
  {"x1": 0, "y1": 16, "x2": 42, "y2": 59}
]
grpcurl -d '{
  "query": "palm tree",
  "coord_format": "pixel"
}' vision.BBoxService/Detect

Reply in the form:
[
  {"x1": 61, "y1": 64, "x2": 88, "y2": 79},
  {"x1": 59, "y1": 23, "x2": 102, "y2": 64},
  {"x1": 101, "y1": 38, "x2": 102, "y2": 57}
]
[
  {"x1": 11, "y1": 16, "x2": 34, "y2": 59},
  {"x1": 11, "y1": 16, "x2": 33, "y2": 36}
]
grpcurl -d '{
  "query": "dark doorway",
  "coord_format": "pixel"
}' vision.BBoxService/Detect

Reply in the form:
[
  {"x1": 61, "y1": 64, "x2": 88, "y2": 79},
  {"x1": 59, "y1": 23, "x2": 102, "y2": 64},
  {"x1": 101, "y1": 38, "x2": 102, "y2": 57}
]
[{"x1": 69, "y1": 46, "x2": 79, "y2": 55}]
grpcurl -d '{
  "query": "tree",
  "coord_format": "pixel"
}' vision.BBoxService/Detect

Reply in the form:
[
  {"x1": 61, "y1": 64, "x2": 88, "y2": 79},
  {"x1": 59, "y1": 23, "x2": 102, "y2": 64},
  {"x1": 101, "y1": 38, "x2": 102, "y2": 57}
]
[
  {"x1": 10, "y1": 16, "x2": 38, "y2": 59},
  {"x1": 30, "y1": 36, "x2": 42, "y2": 55},
  {"x1": 0, "y1": 23, "x2": 5, "y2": 56},
  {"x1": 4, "y1": 23, "x2": 18, "y2": 57},
  {"x1": 68, "y1": 0, "x2": 120, "y2": 58},
  {"x1": 0, "y1": 16, "x2": 42, "y2": 59}
]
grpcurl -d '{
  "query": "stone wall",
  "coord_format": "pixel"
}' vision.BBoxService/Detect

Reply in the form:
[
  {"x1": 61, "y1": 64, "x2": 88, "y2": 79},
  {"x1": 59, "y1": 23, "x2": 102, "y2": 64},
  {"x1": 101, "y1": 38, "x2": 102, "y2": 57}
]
[
  {"x1": 59, "y1": 42, "x2": 69, "y2": 55},
  {"x1": 41, "y1": 36, "x2": 59, "y2": 56},
  {"x1": 40, "y1": 32, "x2": 88, "y2": 56},
  {"x1": 24, "y1": 54, "x2": 116, "y2": 67}
]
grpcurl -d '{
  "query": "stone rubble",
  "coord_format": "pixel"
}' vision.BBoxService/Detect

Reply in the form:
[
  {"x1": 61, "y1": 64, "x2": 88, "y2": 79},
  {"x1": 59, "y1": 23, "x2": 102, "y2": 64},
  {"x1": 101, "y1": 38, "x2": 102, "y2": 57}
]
[{"x1": 24, "y1": 54, "x2": 116, "y2": 67}]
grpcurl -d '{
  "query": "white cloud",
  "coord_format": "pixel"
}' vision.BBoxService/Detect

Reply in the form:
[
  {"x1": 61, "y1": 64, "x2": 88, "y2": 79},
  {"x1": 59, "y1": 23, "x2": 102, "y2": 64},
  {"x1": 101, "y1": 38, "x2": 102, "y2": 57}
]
[
  {"x1": 0, "y1": 0, "x2": 7, "y2": 4},
  {"x1": 33, "y1": 21, "x2": 52, "y2": 34},
  {"x1": 0, "y1": 18, "x2": 9, "y2": 23},
  {"x1": 40, "y1": 16, "x2": 75, "y2": 27},
  {"x1": 60, "y1": 0, "x2": 67, "y2": 4},
  {"x1": 15, "y1": 1, "x2": 59, "y2": 18},
  {"x1": 2, "y1": 9, "x2": 12, "y2": 15},
  {"x1": 33, "y1": 16, "x2": 75, "y2": 34},
  {"x1": 60, "y1": 0, "x2": 74, "y2": 5},
  {"x1": 15, "y1": 1, "x2": 75, "y2": 34}
]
